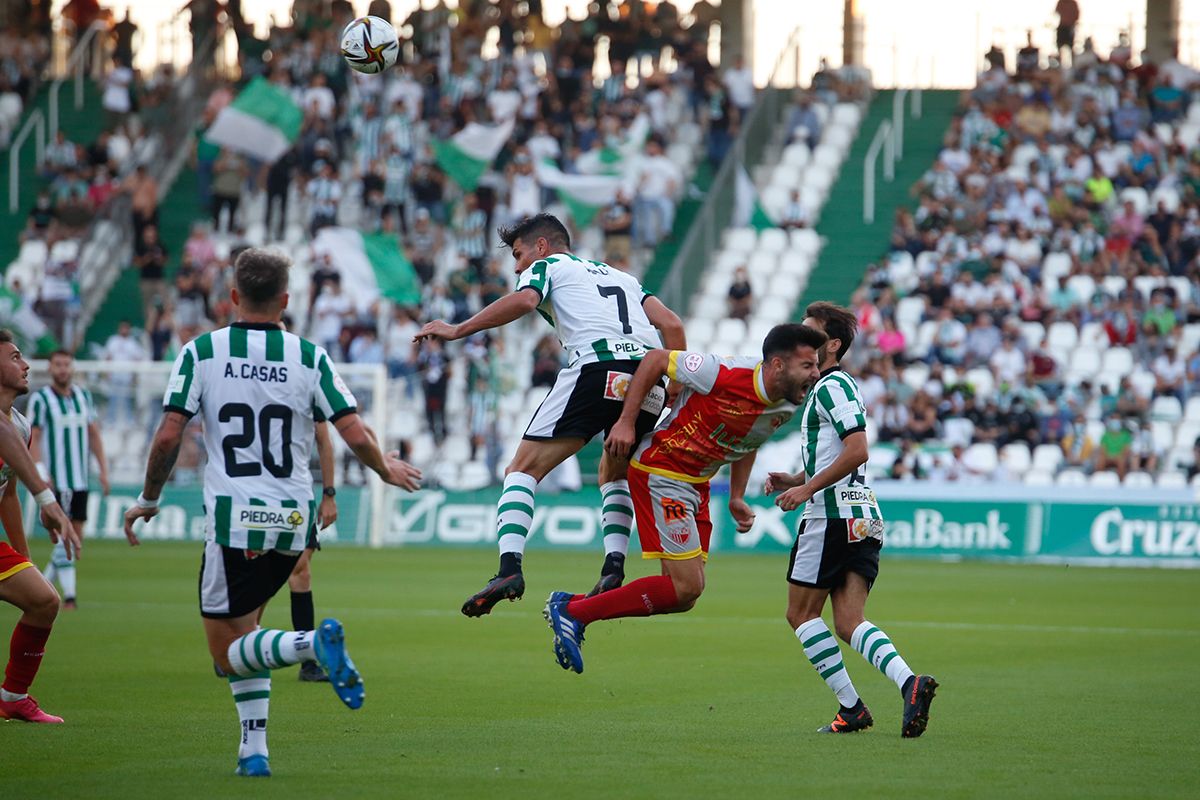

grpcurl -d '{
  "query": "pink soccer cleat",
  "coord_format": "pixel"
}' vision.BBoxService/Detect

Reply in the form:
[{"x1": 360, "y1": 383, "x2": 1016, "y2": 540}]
[{"x1": 0, "y1": 695, "x2": 64, "y2": 723}]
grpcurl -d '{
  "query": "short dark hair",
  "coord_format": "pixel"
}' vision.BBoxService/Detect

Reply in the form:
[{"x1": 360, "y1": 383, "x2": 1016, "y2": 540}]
[
  {"x1": 762, "y1": 323, "x2": 827, "y2": 360},
  {"x1": 498, "y1": 213, "x2": 571, "y2": 251},
  {"x1": 804, "y1": 301, "x2": 858, "y2": 361},
  {"x1": 235, "y1": 249, "x2": 290, "y2": 309},
  {"x1": 50, "y1": 349, "x2": 73, "y2": 360},
  {"x1": 0, "y1": 329, "x2": 13, "y2": 345}
]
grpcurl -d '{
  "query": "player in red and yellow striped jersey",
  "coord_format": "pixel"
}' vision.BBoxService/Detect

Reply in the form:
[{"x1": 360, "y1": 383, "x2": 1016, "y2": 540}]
[{"x1": 542, "y1": 324, "x2": 827, "y2": 674}]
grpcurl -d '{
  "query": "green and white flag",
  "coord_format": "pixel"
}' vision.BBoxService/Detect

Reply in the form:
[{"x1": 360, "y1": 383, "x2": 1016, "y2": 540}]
[
  {"x1": 735, "y1": 165, "x2": 777, "y2": 231},
  {"x1": 0, "y1": 286, "x2": 56, "y2": 355},
  {"x1": 311, "y1": 228, "x2": 422, "y2": 311},
  {"x1": 205, "y1": 77, "x2": 303, "y2": 163},
  {"x1": 535, "y1": 161, "x2": 622, "y2": 226},
  {"x1": 433, "y1": 118, "x2": 515, "y2": 191},
  {"x1": 575, "y1": 113, "x2": 651, "y2": 176}
]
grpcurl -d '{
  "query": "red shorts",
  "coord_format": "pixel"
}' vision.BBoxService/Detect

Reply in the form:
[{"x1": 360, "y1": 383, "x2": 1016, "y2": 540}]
[
  {"x1": 629, "y1": 465, "x2": 712, "y2": 561},
  {"x1": 0, "y1": 541, "x2": 34, "y2": 582}
]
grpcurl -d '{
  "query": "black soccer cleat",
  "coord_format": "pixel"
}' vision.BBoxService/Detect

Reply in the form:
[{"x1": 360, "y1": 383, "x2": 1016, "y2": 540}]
[
  {"x1": 461, "y1": 572, "x2": 526, "y2": 617},
  {"x1": 586, "y1": 571, "x2": 624, "y2": 597},
  {"x1": 901, "y1": 675, "x2": 938, "y2": 738},
  {"x1": 298, "y1": 661, "x2": 330, "y2": 682},
  {"x1": 818, "y1": 702, "x2": 874, "y2": 734}
]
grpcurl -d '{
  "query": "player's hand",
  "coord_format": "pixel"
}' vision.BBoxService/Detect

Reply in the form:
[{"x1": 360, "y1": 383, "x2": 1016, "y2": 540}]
[
  {"x1": 122, "y1": 505, "x2": 156, "y2": 547},
  {"x1": 728, "y1": 497, "x2": 756, "y2": 533},
  {"x1": 414, "y1": 320, "x2": 459, "y2": 342},
  {"x1": 776, "y1": 485, "x2": 814, "y2": 512},
  {"x1": 318, "y1": 494, "x2": 338, "y2": 529},
  {"x1": 99, "y1": 471, "x2": 111, "y2": 496},
  {"x1": 666, "y1": 379, "x2": 682, "y2": 408},
  {"x1": 603, "y1": 418, "x2": 638, "y2": 461},
  {"x1": 764, "y1": 471, "x2": 799, "y2": 494},
  {"x1": 381, "y1": 451, "x2": 422, "y2": 491},
  {"x1": 41, "y1": 503, "x2": 80, "y2": 560}
]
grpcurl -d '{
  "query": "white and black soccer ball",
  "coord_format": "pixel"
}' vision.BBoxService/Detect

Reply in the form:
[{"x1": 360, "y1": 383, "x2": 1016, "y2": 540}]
[{"x1": 340, "y1": 16, "x2": 400, "y2": 75}]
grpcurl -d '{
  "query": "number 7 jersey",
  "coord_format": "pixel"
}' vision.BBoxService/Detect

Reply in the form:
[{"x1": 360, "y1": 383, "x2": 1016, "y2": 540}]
[
  {"x1": 162, "y1": 322, "x2": 358, "y2": 551},
  {"x1": 515, "y1": 252, "x2": 663, "y2": 367}
]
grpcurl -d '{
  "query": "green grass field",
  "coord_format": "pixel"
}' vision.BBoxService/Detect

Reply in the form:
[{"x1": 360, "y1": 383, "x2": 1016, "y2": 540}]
[{"x1": 3, "y1": 541, "x2": 1198, "y2": 799}]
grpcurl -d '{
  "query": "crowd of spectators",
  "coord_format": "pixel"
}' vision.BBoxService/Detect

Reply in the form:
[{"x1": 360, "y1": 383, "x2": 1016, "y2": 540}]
[{"x1": 847, "y1": 36, "x2": 1200, "y2": 483}]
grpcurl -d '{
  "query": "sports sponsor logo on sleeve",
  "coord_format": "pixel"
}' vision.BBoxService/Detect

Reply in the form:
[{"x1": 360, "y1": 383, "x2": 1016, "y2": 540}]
[
  {"x1": 166, "y1": 374, "x2": 186, "y2": 394},
  {"x1": 683, "y1": 353, "x2": 704, "y2": 373}
]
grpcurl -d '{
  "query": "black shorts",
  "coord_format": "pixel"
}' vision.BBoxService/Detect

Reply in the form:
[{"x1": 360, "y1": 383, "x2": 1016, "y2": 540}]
[
  {"x1": 54, "y1": 489, "x2": 89, "y2": 522},
  {"x1": 786, "y1": 518, "x2": 883, "y2": 590},
  {"x1": 523, "y1": 360, "x2": 666, "y2": 443},
  {"x1": 198, "y1": 541, "x2": 301, "y2": 619}
]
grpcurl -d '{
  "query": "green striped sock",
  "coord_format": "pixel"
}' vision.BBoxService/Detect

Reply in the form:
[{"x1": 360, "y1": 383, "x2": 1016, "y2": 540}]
[
  {"x1": 851, "y1": 621, "x2": 915, "y2": 691},
  {"x1": 229, "y1": 672, "x2": 270, "y2": 759},
  {"x1": 497, "y1": 472, "x2": 538, "y2": 556},
  {"x1": 226, "y1": 629, "x2": 316, "y2": 675},
  {"x1": 796, "y1": 618, "x2": 860, "y2": 708},
  {"x1": 600, "y1": 480, "x2": 634, "y2": 556}
]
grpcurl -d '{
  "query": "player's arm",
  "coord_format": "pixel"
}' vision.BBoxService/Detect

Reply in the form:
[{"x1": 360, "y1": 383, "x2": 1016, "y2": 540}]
[
  {"x1": 728, "y1": 453, "x2": 757, "y2": 534},
  {"x1": 122, "y1": 410, "x2": 190, "y2": 546},
  {"x1": 415, "y1": 288, "x2": 539, "y2": 342},
  {"x1": 643, "y1": 296, "x2": 686, "y2": 350},
  {"x1": 0, "y1": 414, "x2": 74, "y2": 555},
  {"x1": 333, "y1": 412, "x2": 422, "y2": 491},
  {"x1": 764, "y1": 469, "x2": 805, "y2": 494},
  {"x1": 88, "y1": 421, "x2": 111, "y2": 495},
  {"x1": 315, "y1": 421, "x2": 338, "y2": 529},
  {"x1": 603, "y1": 348, "x2": 671, "y2": 460},
  {"x1": 0, "y1": 479, "x2": 29, "y2": 559},
  {"x1": 777, "y1": 431, "x2": 868, "y2": 512}
]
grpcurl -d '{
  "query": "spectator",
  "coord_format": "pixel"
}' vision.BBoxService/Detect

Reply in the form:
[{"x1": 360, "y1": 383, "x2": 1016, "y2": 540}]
[
  {"x1": 726, "y1": 266, "x2": 752, "y2": 321},
  {"x1": 1061, "y1": 414, "x2": 1095, "y2": 469},
  {"x1": 103, "y1": 320, "x2": 147, "y2": 427},
  {"x1": 785, "y1": 92, "x2": 822, "y2": 149},
  {"x1": 1054, "y1": 0, "x2": 1080, "y2": 63},
  {"x1": 133, "y1": 224, "x2": 168, "y2": 324},
  {"x1": 1130, "y1": 419, "x2": 1161, "y2": 474},
  {"x1": 211, "y1": 149, "x2": 247, "y2": 232},
  {"x1": 310, "y1": 276, "x2": 352, "y2": 357},
  {"x1": 779, "y1": 189, "x2": 810, "y2": 230},
  {"x1": 964, "y1": 312, "x2": 1002, "y2": 366},
  {"x1": 454, "y1": 192, "x2": 489, "y2": 277},
  {"x1": 531, "y1": 334, "x2": 563, "y2": 389},
  {"x1": 1095, "y1": 415, "x2": 1134, "y2": 479},
  {"x1": 931, "y1": 308, "x2": 967, "y2": 365},
  {"x1": 406, "y1": 208, "x2": 443, "y2": 285},
  {"x1": 121, "y1": 164, "x2": 159, "y2": 246},
  {"x1": 263, "y1": 146, "x2": 298, "y2": 241},
  {"x1": 722, "y1": 53, "x2": 755, "y2": 117},
  {"x1": 101, "y1": 56, "x2": 134, "y2": 127},
  {"x1": 601, "y1": 191, "x2": 634, "y2": 267},
  {"x1": 989, "y1": 335, "x2": 1026, "y2": 385},
  {"x1": 631, "y1": 136, "x2": 682, "y2": 248},
  {"x1": 1152, "y1": 343, "x2": 1186, "y2": 402},
  {"x1": 385, "y1": 306, "x2": 419, "y2": 395},
  {"x1": 703, "y1": 73, "x2": 737, "y2": 168},
  {"x1": 418, "y1": 338, "x2": 450, "y2": 445},
  {"x1": 1187, "y1": 436, "x2": 1200, "y2": 482},
  {"x1": 348, "y1": 327, "x2": 384, "y2": 364},
  {"x1": 306, "y1": 159, "x2": 342, "y2": 237},
  {"x1": 876, "y1": 318, "x2": 906, "y2": 364}
]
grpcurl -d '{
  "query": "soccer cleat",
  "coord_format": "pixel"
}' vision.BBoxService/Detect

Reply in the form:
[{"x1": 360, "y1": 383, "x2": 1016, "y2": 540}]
[
  {"x1": 543, "y1": 592, "x2": 585, "y2": 674},
  {"x1": 817, "y1": 703, "x2": 873, "y2": 734},
  {"x1": 901, "y1": 675, "x2": 938, "y2": 738},
  {"x1": 62, "y1": 598, "x2": 77, "y2": 610},
  {"x1": 314, "y1": 618, "x2": 364, "y2": 710},
  {"x1": 298, "y1": 661, "x2": 330, "y2": 682},
  {"x1": 586, "y1": 571, "x2": 624, "y2": 598},
  {"x1": 235, "y1": 754, "x2": 271, "y2": 777},
  {"x1": 461, "y1": 572, "x2": 525, "y2": 617},
  {"x1": 0, "y1": 695, "x2": 64, "y2": 723}
]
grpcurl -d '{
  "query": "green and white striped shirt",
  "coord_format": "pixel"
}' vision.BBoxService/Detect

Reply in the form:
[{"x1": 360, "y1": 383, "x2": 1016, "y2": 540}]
[
  {"x1": 28, "y1": 385, "x2": 97, "y2": 492},
  {"x1": 163, "y1": 323, "x2": 358, "y2": 551},
  {"x1": 797, "y1": 368, "x2": 883, "y2": 524}
]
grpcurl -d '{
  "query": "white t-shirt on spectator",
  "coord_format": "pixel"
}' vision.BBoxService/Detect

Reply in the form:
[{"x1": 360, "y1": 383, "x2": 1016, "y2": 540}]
[
  {"x1": 951, "y1": 281, "x2": 988, "y2": 310},
  {"x1": 1153, "y1": 354, "x2": 1186, "y2": 385},
  {"x1": 385, "y1": 318, "x2": 419, "y2": 363},
  {"x1": 304, "y1": 85, "x2": 337, "y2": 120},
  {"x1": 1005, "y1": 236, "x2": 1043, "y2": 269},
  {"x1": 723, "y1": 66, "x2": 755, "y2": 110},
  {"x1": 487, "y1": 89, "x2": 522, "y2": 123},
  {"x1": 105, "y1": 333, "x2": 147, "y2": 382},
  {"x1": 526, "y1": 133, "x2": 561, "y2": 165},
  {"x1": 103, "y1": 66, "x2": 133, "y2": 114},
  {"x1": 311, "y1": 291, "x2": 352, "y2": 345},
  {"x1": 509, "y1": 172, "x2": 542, "y2": 219},
  {"x1": 385, "y1": 76, "x2": 425, "y2": 120},
  {"x1": 989, "y1": 347, "x2": 1026, "y2": 384},
  {"x1": 1093, "y1": 145, "x2": 1122, "y2": 178},
  {"x1": 107, "y1": 130, "x2": 131, "y2": 165},
  {"x1": 939, "y1": 147, "x2": 971, "y2": 175},
  {"x1": 631, "y1": 154, "x2": 682, "y2": 200}
]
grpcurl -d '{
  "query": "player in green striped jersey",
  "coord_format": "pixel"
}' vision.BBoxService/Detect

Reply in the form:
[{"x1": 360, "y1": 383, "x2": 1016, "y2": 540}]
[
  {"x1": 123, "y1": 249, "x2": 422, "y2": 777},
  {"x1": 28, "y1": 350, "x2": 110, "y2": 609},
  {"x1": 767, "y1": 302, "x2": 937, "y2": 738}
]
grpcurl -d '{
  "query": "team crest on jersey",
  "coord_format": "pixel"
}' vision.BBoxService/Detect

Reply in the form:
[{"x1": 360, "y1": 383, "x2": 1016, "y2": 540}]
[
  {"x1": 683, "y1": 353, "x2": 704, "y2": 373},
  {"x1": 604, "y1": 371, "x2": 631, "y2": 401}
]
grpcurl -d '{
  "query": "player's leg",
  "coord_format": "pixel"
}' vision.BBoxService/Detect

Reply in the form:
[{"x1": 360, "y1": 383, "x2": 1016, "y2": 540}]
[
  {"x1": 832, "y1": 557, "x2": 938, "y2": 739},
  {"x1": 288, "y1": 548, "x2": 328, "y2": 683},
  {"x1": 461, "y1": 436, "x2": 586, "y2": 617},
  {"x1": 54, "y1": 522, "x2": 83, "y2": 608},
  {"x1": 590, "y1": 451, "x2": 635, "y2": 596},
  {"x1": 785, "y1": 519, "x2": 870, "y2": 733},
  {"x1": 0, "y1": 563, "x2": 63, "y2": 723}
]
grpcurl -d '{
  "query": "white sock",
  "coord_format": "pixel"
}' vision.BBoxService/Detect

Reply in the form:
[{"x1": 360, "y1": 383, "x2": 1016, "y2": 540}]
[
  {"x1": 600, "y1": 480, "x2": 634, "y2": 556},
  {"x1": 851, "y1": 620, "x2": 916, "y2": 691},
  {"x1": 796, "y1": 618, "x2": 860, "y2": 708},
  {"x1": 1, "y1": 688, "x2": 28, "y2": 702},
  {"x1": 57, "y1": 565, "x2": 77, "y2": 601},
  {"x1": 229, "y1": 672, "x2": 270, "y2": 759},
  {"x1": 226, "y1": 630, "x2": 317, "y2": 676},
  {"x1": 497, "y1": 472, "x2": 538, "y2": 556}
]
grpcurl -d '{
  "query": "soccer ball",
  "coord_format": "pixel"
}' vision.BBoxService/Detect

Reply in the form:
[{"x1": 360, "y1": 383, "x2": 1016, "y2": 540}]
[{"x1": 340, "y1": 16, "x2": 400, "y2": 75}]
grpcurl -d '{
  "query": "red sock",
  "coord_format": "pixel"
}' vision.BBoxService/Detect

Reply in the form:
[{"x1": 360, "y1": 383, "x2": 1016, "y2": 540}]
[
  {"x1": 570, "y1": 594, "x2": 586, "y2": 602},
  {"x1": 566, "y1": 575, "x2": 679, "y2": 625},
  {"x1": 3, "y1": 622, "x2": 52, "y2": 695}
]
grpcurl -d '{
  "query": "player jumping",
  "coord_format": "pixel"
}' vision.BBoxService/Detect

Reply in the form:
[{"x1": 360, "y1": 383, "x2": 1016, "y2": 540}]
[
  {"x1": 767, "y1": 302, "x2": 937, "y2": 738},
  {"x1": 124, "y1": 249, "x2": 422, "y2": 776},
  {"x1": 0, "y1": 330, "x2": 78, "y2": 723},
  {"x1": 544, "y1": 324, "x2": 826, "y2": 674},
  {"x1": 416, "y1": 213, "x2": 685, "y2": 616}
]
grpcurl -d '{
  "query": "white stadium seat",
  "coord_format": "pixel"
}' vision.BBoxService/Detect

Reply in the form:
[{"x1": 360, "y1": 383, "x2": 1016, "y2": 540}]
[
  {"x1": 1056, "y1": 469, "x2": 1087, "y2": 486},
  {"x1": 789, "y1": 228, "x2": 821, "y2": 258},
  {"x1": 1100, "y1": 347, "x2": 1133, "y2": 375},
  {"x1": 713, "y1": 318, "x2": 747, "y2": 348},
  {"x1": 1032, "y1": 444, "x2": 1064, "y2": 473},
  {"x1": 1151, "y1": 396, "x2": 1183, "y2": 423},
  {"x1": 724, "y1": 227, "x2": 758, "y2": 253},
  {"x1": 1047, "y1": 322, "x2": 1079, "y2": 351},
  {"x1": 757, "y1": 227, "x2": 789, "y2": 254},
  {"x1": 781, "y1": 142, "x2": 811, "y2": 169},
  {"x1": 1123, "y1": 471, "x2": 1154, "y2": 488},
  {"x1": 1023, "y1": 470, "x2": 1054, "y2": 487},
  {"x1": 1089, "y1": 471, "x2": 1120, "y2": 487},
  {"x1": 1000, "y1": 443, "x2": 1032, "y2": 473},
  {"x1": 1157, "y1": 471, "x2": 1188, "y2": 489}
]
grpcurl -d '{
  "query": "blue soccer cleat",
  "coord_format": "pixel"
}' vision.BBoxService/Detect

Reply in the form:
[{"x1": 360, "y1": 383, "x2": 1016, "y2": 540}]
[
  {"x1": 235, "y1": 754, "x2": 271, "y2": 777},
  {"x1": 314, "y1": 618, "x2": 364, "y2": 710},
  {"x1": 543, "y1": 592, "x2": 585, "y2": 674}
]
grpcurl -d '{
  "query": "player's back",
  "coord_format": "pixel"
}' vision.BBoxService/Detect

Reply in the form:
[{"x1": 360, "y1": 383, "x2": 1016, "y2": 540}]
[
  {"x1": 519, "y1": 252, "x2": 662, "y2": 367},
  {"x1": 164, "y1": 323, "x2": 356, "y2": 550}
]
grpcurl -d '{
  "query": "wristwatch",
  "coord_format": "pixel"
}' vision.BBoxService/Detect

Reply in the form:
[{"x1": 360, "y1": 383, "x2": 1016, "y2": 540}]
[{"x1": 322, "y1": 486, "x2": 337, "y2": 498}]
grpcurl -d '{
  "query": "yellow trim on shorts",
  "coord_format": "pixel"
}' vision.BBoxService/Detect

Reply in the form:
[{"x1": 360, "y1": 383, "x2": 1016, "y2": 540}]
[
  {"x1": 643, "y1": 549, "x2": 708, "y2": 562},
  {"x1": 0, "y1": 561, "x2": 34, "y2": 582},
  {"x1": 630, "y1": 460, "x2": 713, "y2": 484}
]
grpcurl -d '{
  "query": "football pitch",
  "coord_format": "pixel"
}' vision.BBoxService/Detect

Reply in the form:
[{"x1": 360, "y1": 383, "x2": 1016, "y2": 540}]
[{"x1": 3, "y1": 541, "x2": 1197, "y2": 799}]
